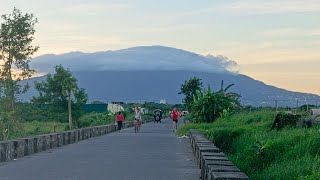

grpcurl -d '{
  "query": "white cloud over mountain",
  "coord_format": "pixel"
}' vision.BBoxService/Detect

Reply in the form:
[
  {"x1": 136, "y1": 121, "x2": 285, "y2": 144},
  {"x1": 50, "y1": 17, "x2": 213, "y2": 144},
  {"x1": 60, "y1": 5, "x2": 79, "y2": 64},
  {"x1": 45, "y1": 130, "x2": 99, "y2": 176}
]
[{"x1": 30, "y1": 46, "x2": 238, "y2": 74}]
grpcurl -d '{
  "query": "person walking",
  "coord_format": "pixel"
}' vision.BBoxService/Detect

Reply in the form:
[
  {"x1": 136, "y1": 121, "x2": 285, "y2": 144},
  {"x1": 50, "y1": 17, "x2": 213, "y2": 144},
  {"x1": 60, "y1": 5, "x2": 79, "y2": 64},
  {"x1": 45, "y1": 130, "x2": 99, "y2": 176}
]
[
  {"x1": 134, "y1": 107, "x2": 142, "y2": 133},
  {"x1": 115, "y1": 111, "x2": 125, "y2": 132},
  {"x1": 171, "y1": 107, "x2": 179, "y2": 132}
]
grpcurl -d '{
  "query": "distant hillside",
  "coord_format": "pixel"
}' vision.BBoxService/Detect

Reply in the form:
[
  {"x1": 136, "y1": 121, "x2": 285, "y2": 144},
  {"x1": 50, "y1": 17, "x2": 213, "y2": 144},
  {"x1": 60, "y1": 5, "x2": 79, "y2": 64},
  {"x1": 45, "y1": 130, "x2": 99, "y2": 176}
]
[
  {"x1": 20, "y1": 46, "x2": 320, "y2": 106},
  {"x1": 21, "y1": 71, "x2": 320, "y2": 107}
]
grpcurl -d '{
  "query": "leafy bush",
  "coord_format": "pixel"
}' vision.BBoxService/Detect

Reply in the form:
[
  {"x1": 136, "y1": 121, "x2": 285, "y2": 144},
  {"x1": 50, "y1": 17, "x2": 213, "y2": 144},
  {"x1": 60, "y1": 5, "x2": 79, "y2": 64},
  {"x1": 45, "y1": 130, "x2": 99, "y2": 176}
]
[
  {"x1": 77, "y1": 112, "x2": 114, "y2": 128},
  {"x1": 189, "y1": 81, "x2": 240, "y2": 123},
  {"x1": 271, "y1": 111, "x2": 302, "y2": 130}
]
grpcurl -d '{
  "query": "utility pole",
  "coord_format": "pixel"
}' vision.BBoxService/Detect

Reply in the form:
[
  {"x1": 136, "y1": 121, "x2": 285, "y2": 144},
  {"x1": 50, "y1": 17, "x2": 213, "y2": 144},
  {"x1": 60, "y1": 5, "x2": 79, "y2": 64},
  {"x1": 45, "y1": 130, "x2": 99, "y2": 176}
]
[
  {"x1": 275, "y1": 100, "x2": 278, "y2": 112},
  {"x1": 296, "y1": 99, "x2": 299, "y2": 114}
]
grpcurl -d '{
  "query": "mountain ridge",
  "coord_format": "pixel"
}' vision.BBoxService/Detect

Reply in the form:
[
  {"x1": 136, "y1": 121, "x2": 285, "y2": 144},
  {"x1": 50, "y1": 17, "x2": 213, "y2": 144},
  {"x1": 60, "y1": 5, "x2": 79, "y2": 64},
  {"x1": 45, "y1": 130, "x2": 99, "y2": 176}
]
[{"x1": 23, "y1": 46, "x2": 320, "y2": 106}]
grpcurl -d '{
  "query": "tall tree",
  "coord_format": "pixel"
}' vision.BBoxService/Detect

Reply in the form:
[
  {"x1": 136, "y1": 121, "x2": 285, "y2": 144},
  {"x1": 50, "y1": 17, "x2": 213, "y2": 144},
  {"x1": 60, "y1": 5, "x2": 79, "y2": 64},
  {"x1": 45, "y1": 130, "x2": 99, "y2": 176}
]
[
  {"x1": 179, "y1": 77, "x2": 203, "y2": 109},
  {"x1": 0, "y1": 8, "x2": 38, "y2": 133},
  {"x1": 33, "y1": 65, "x2": 88, "y2": 129}
]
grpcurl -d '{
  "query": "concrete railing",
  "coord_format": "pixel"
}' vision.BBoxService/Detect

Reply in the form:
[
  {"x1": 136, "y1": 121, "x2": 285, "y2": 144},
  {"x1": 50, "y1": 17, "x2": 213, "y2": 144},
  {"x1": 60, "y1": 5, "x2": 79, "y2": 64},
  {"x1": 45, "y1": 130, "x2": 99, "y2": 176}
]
[
  {"x1": 189, "y1": 129, "x2": 249, "y2": 180},
  {"x1": 0, "y1": 121, "x2": 138, "y2": 163}
]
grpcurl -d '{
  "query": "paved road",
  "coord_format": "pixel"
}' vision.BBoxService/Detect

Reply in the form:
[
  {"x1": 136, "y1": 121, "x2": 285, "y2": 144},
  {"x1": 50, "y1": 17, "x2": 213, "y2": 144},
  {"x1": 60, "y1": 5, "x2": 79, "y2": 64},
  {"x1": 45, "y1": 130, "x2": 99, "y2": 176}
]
[{"x1": 0, "y1": 119, "x2": 199, "y2": 180}]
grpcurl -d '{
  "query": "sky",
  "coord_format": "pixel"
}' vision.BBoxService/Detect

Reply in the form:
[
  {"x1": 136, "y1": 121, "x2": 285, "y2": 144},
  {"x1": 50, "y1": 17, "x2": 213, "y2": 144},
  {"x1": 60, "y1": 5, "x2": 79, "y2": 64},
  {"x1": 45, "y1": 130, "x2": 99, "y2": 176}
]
[{"x1": 0, "y1": 0, "x2": 319, "y2": 95}]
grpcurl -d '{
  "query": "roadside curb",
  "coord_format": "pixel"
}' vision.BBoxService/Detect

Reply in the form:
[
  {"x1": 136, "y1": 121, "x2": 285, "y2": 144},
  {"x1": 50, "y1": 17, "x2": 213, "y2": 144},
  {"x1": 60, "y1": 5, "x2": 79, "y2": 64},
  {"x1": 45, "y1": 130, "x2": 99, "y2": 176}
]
[
  {"x1": 189, "y1": 129, "x2": 249, "y2": 180},
  {"x1": 0, "y1": 120, "x2": 152, "y2": 163}
]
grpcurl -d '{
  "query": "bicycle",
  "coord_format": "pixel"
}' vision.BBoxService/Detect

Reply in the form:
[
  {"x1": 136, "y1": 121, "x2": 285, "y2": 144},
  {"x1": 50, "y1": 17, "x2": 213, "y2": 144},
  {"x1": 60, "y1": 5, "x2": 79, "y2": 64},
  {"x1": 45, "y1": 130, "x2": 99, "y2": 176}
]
[{"x1": 134, "y1": 119, "x2": 141, "y2": 133}]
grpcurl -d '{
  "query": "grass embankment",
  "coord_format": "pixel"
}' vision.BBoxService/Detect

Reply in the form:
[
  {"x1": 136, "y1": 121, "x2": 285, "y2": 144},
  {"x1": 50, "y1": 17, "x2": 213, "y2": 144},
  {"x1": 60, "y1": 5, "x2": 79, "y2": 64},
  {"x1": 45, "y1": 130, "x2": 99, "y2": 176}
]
[
  {"x1": 7, "y1": 112, "x2": 154, "y2": 140},
  {"x1": 8, "y1": 121, "x2": 67, "y2": 140},
  {"x1": 178, "y1": 110, "x2": 320, "y2": 179}
]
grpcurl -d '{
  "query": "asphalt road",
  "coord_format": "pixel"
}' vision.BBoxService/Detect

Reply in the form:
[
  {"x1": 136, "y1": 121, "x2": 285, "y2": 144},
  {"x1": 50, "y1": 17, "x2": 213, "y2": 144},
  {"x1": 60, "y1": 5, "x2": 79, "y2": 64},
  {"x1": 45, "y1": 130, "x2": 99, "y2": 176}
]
[{"x1": 0, "y1": 119, "x2": 199, "y2": 180}]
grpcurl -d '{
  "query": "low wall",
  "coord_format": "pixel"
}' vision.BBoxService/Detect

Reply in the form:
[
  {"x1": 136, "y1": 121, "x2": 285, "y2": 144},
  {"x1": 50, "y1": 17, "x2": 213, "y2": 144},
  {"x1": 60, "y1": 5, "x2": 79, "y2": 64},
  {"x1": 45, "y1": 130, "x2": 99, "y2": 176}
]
[
  {"x1": 0, "y1": 121, "x2": 138, "y2": 163},
  {"x1": 189, "y1": 129, "x2": 249, "y2": 180}
]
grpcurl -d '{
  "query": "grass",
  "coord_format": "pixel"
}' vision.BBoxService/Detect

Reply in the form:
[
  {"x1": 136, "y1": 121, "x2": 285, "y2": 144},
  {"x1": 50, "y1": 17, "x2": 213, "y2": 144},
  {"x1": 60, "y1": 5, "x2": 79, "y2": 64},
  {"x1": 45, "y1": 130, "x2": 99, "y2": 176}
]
[
  {"x1": 4, "y1": 111, "x2": 154, "y2": 140},
  {"x1": 178, "y1": 110, "x2": 320, "y2": 179},
  {"x1": 8, "y1": 121, "x2": 67, "y2": 139}
]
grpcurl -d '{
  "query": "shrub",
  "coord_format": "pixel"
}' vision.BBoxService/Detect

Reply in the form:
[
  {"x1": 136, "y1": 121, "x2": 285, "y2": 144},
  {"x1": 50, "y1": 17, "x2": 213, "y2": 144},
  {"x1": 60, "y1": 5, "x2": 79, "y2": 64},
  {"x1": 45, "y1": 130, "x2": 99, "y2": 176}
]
[
  {"x1": 206, "y1": 127, "x2": 246, "y2": 153},
  {"x1": 189, "y1": 81, "x2": 240, "y2": 123},
  {"x1": 271, "y1": 111, "x2": 302, "y2": 130},
  {"x1": 77, "y1": 112, "x2": 113, "y2": 128}
]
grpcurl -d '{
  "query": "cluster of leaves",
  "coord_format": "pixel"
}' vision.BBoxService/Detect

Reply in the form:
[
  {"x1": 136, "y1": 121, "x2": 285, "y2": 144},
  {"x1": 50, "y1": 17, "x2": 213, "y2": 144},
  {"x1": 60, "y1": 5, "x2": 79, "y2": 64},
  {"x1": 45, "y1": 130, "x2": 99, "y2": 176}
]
[
  {"x1": 181, "y1": 77, "x2": 241, "y2": 123},
  {"x1": 77, "y1": 112, "x2": 114, "y2": 128},
  {"x1": 17, "y1": 103, "x2": 70, "y2": 123},
  {"x1": 179, "y1": 77, "x2": 202, "y2": 110},
  {"x1": 0, "y1": 110, "x2": 14, "y2": 140},
  {"x1": 248, "y1": 139, "x2": 274, "y2": 172},
  {"x1": 32, "y1": 65, "x2": 88, "y2": 128}
]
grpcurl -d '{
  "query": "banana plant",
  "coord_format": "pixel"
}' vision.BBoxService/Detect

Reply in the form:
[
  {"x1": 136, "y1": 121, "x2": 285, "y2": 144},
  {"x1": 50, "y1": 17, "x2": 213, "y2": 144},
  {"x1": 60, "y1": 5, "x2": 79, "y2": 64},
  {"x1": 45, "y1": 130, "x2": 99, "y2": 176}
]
[{"x1": 251, "y1": 139, "x2": 273, "y2": 157}]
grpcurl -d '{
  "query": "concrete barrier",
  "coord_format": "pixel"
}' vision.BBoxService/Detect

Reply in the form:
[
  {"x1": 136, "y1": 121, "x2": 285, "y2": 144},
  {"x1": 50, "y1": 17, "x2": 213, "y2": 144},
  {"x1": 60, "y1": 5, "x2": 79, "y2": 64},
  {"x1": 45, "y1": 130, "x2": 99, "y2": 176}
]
[
  {"x1": 57, "y1": 133, "x2": 63, "y2": 147},
  {"x1": 40, "y1": 135, "x2": 50, "y2": 151},
  {"x1": 20, "y1": 138, "x2": 34, "y2": 156},
  {"x1": 0, "y1": 120, "x2": 139, "y2": 163},
  {"x1": 33, "y1": 136, "x2": 40, "y2": 153},
  {"x1": 0, "y1": 141, "x2": 14, "y2": 162},
  {"x1": 89, "y1": 128, "x2": 94, "y2": 138},
  {"x1": 50, "y1": 134, "x2": 58, "y2": 149},
  {"x1": 62, "y1": 132, "x2": 69, "y2": 145},
  {"x1": 102, "y1": 126, "x2": 108, "y2": 135},
  {"x1": 189, "y1": 129, "x2": 249, "y2": 180},
  {"x1": 74, "y1": 130, "x2": 79, "y2": 143},
  {"x1": 13, "y1": 140, "x2": 25, "y2": 159},
  {"x1": 83, "y1": 129, "x2": 88, "y2": 139}
]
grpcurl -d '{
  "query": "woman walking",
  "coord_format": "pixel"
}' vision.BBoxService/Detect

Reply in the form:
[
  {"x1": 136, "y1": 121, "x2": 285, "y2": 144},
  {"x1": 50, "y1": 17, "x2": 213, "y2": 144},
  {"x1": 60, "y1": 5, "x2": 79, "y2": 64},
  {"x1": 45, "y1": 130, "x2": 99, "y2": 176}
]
[
  {"x1": 134, "y1": 107, "x2": 142, "y2": 133},
  {"x1": 115, "y1": 111, "x2": 125, "y2": 132},
  {"x1": 171, "y1": 107, "x2": 179, "y2": 132}
]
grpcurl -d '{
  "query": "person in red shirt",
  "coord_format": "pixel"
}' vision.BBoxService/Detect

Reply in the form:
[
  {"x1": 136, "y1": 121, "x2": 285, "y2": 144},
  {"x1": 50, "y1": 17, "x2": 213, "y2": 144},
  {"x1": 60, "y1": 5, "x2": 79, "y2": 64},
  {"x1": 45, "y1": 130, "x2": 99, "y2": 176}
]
[
  {"x1": 171, "y1": 107, "x2": 179, "y2": 132},
  {"x1": 115, "y1": 111, "x2": 125, "y2": 132}
]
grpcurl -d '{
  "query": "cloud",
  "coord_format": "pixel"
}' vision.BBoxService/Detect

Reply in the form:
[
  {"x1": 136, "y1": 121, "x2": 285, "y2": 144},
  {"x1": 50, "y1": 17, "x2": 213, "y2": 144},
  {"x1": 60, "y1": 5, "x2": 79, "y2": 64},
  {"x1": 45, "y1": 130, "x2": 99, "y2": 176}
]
[
  {"x1": 63, "y1": 2, "x2": 129, "y2": 15},
  {"x1": 30, "y1": 46, "x2": 239, "y2": 74},
  {"x1": 179, "y1": 0, "x2": 320, "y2": 17},
  {"x1": 205, "y1": 55, "x2": 239, "y2": 72},
  {"x1": 258, "y1": 28, "x2": 320, "y2": 38},
  {"x1": 223, "y1": 0, "x2": 320, "y2": 15}
]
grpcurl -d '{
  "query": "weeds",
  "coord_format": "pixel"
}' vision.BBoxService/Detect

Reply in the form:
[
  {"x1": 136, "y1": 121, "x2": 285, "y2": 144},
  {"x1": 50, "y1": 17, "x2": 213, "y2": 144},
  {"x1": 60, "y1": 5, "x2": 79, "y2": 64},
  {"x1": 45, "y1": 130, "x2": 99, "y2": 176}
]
[{"x1": 178, "y1": 110, "x2": 320, "y2": 179}]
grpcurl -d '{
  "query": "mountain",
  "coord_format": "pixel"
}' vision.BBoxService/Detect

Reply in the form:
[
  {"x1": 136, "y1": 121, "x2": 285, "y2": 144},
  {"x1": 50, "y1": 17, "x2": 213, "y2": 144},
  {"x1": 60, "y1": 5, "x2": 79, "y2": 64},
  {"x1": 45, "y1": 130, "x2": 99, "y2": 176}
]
[{"x1": 21, "y1": 46, "x2": 320, "y2": 107}]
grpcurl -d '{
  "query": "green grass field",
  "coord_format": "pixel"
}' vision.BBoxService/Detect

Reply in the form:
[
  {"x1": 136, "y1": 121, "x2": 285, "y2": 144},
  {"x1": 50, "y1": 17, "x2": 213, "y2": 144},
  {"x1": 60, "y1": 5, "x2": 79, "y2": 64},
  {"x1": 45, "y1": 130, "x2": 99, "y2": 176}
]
[
  {"x1": 8, "y1": 121, "x2": 67, "y2": 139},
  {"x1": 5, "y1": 111, "x2": 154, "y2": 140},
  {"x1": 178, "y1": 110, "x2": 320, "y2": 179}
]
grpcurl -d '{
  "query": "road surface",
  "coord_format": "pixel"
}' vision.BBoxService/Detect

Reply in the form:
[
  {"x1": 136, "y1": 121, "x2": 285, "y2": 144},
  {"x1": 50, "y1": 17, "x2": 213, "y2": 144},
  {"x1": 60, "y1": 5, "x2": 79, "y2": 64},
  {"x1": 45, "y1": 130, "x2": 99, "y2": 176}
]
[{"x1": 0, "y1": 119, "x2": 199, "y2": 180}]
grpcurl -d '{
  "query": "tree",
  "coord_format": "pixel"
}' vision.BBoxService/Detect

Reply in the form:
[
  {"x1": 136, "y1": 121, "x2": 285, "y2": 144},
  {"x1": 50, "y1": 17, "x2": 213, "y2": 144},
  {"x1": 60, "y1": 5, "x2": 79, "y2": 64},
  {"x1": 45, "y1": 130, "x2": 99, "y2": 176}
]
[
  {"x1": 32, "y1": 65, "x2": 88, "y2": 129},
  {"x1": 179, "y1": 77, "x2": 203, "y2": 109},
  {"x1": 0, "y1": 8, "x2": 38, "y2": 135}
]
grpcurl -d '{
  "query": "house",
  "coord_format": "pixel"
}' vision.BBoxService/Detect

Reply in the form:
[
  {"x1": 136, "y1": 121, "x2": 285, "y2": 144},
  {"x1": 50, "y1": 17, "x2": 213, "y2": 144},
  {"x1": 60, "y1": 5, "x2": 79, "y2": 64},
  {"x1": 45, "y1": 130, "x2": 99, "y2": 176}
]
[
  {"x1": 108, "y1": 102, "x2": 124, "y2": 114},
  {"x1": 160, "y1": 99, "x2": 166, "y2": 104}
]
